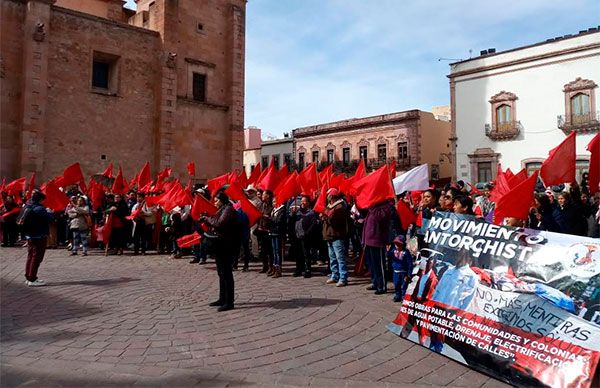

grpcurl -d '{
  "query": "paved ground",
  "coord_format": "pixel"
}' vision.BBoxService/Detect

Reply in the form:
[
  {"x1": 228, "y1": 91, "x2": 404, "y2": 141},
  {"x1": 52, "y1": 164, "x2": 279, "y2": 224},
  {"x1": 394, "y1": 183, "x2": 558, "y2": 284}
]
[{"x1": 0, "y1": 247, "x2": 509, "y2": 387}]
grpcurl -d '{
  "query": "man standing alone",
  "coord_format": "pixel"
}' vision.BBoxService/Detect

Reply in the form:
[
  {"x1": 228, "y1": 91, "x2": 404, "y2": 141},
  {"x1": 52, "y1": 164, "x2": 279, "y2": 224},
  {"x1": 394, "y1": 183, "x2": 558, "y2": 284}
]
[{"x1": 21, "y1": 190, "x2": 54, "y2": 286}]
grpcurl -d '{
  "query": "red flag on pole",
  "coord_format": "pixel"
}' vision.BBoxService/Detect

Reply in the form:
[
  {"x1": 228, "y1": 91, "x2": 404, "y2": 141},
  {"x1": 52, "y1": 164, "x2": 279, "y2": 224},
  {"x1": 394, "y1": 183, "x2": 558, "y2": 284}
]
[
  {"x1": 26, "y1": 172, "x2": 36, "y2": 200},
  {"x1": 313, "y1": 185, "x2": 327, "y2": 213},
  {"x1": 5, "y1": 177, "x2": 26, "y2": 197},
  {"x1": 191, "y1": 193, "x2": 217, "y2": 219},
  {"x1": 277, "y1": 164, "x2": 289, "y2": 183},
  {"x1": 102, "y1": 163, "x2": 113, "y2": 178},
  {"x1": 111, "y1": 166, "x2": 129, "y2": 195},
  {"x1": 352, "y1": 165, "x2": 395, "y2": 209},
  {"x1": 396, "y1": 199, "x2": 417, "y2": 231},
  {"x1": 507, "y1": 168, "x2": 528, "y2": 188},
  {"x1": 62, "y1": 163, "x2": 85, "y2": 187},
  {"x1": 177, "y1": 232, "x2": 202, "y2": 248},
  {"x1": 42, "y1": 179, "x2": 70, "y2": 211},
  {"x1": 207, "y1": 173, "x2": 229, "y2": 195},
  {"x1": 299, "y1": 163, "x2": 318, "y2": 196},
  {"x1": 248, "y1": 164, "x2": 261, "y2": 186},
  {"x1": 187, "y1": 162, "x2": 196, "y2": 176},
  {"x1": 586, "y1": 133, "x2": 599, "y2": 194},
  {"x1": 137, "y1": 162, "x2": 152, "y2": 190},
  {"x1": 540, "y1": 132, "x2": 576, "y2": 186},
  {"x1": 224, "y1": 183, "x2": 262, "y2": 226},
  {"x1": 274, "y1": 171, "x2": 300, "y2": 207},
  {"x1": 494, "y1": 171, "x2": 539, "y2": 225},
  {"x1": 389, "y1": 160, "x2": 397, "y2": 179},
  {"x1": 257, "y1": 162, "x2": 280, "y2": 192}
]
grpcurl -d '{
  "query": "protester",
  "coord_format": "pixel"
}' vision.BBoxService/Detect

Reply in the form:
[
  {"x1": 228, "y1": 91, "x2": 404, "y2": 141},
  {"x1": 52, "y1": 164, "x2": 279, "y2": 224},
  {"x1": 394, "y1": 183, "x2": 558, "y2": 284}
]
[
  {"x1": 67, "y1": 196, "x2": 90, "y2": 256},
  {"x1": 200, "y1": 192, "x2": 238, "y2": 312},
  {"x1": 0, "y1": 195, "x2": 19, "y2": 247},
  {"x1": 321, "y1": 188, "x2": 349, "y2": 287},
  {"x1": 293, "y1": 195, "x2": 318, "y2": 278},
  {"x1": 21, "y1": 190, "x2": 54, "y2": 286},
  {"x1": 132, "y1": 193, "x2": 156, "y2": 255},
  {"x1": 256, "y1": 190, "x2": 274, "y2": 273},
  {"x1": 269, "y1": 199, "x2": 287, "y2": 278},
  {"x1": 363, "y1": 199, "x2": 392, "y2": 294}
]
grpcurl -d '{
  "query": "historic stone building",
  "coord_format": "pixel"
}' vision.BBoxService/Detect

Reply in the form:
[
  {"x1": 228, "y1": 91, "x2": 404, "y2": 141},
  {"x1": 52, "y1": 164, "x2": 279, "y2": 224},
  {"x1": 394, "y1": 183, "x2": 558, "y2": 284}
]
[
  {"x1": 1, "y1": 0, "x2": 245, "y2": 182},
  {"x1": 292, "y1": 110, "x2": 453, "y2": 180},
  {"x1": 449, "y1": 27, "x2": 599, "y2": 184}
]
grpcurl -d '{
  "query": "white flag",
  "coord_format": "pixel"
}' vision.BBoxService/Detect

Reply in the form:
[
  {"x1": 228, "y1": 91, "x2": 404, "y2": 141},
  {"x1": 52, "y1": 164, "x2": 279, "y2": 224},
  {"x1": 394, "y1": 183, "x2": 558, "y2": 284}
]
[{"x1": 392, "y1": 164, "x2": 429, "y2": 194}]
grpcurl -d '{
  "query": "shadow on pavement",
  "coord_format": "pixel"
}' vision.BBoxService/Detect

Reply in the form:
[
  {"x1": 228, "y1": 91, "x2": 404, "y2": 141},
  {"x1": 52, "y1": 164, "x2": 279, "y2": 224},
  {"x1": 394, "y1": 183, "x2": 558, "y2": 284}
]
[
  {"x1": 235, "y1": 297, "x2": 341, "y2": 310},
  {"x1": 47, "y1": 277, "x2": 140, "y2": 287}
]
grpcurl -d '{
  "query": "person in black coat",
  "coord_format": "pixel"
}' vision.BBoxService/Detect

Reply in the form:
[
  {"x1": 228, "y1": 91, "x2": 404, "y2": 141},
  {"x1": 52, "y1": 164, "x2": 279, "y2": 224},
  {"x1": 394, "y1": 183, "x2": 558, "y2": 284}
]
[
  {"x1": 200, "y1": 192, "x2": 238, "y2": 312},
  {"x1": 528, "y1": 194, "x2": 560, "y2": 232},
  {"x1": 553, "y1": 192, "x2": 578, "y2": 235}
]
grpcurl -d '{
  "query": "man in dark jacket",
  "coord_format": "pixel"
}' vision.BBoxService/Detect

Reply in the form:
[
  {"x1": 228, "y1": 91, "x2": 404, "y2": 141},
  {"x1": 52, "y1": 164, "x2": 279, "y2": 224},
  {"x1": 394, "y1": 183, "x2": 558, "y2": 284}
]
[
  {"x1": 293, "y1": 195, "x2": 318, "y2": 278},
  {"x1": 363, "y1": 200, "x2": 392, "y2": 295},
  {"x1": 200, "y1": 192, "x2": 238, "y2": 312},
  {"x1": 22, "y1": 190, "x2": 54, "y2": 286},
  {"x1": 321, "y1": 189, "x2": 349, "y2": 286}
]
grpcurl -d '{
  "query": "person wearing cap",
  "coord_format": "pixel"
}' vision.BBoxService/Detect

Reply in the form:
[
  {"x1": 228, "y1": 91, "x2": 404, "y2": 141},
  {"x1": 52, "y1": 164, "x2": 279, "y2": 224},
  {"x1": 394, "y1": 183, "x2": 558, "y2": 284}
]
[
  {"x1": 388, "y1": 235, "x2": 413, "y2": 302},
  {"x1": 321, "y1": 188, "x2": 350, "y2": 287},
  {"x1": 200, "y1": 191, "x2": 238, "y2": 312},
  {"x1": 21, "y1": 190, "x2": 54, "y2": 286}
]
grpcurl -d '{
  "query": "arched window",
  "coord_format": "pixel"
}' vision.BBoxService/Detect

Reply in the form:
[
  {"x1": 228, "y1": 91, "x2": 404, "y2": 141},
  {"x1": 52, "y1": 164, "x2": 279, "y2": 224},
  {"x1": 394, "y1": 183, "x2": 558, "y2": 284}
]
[
  {"x1": 496, "y1": 104, "x2": 512, "y2": 129},
  {"x1": 570, "y1": 93, "x2": 590, "y2": 124}
]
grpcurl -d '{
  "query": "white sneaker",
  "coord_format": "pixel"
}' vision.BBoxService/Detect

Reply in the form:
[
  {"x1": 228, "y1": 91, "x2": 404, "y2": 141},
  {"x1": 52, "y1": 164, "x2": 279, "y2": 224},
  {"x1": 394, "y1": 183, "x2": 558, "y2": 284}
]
[{"x1": 27, "y1": 280, "x2": 46, "y2": 287}]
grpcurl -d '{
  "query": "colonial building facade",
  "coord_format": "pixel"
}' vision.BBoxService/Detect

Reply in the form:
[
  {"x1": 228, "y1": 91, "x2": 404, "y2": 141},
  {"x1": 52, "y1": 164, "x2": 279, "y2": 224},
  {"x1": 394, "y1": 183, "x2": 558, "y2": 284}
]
[
  {"x1": 1, "y1": 0, "x2": 245, "y2": 182},
  {"x1": 449, "y1": 28, "x2": 600, "y2": 184},
  {"x1": 292, "y1": 110, "x2": 453, "y2": 180}
]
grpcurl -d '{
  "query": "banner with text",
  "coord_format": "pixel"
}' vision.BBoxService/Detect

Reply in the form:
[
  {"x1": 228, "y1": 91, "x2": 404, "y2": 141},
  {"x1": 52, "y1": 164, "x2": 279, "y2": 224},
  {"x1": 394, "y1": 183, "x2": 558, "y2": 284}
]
[{"x1": 388, "y1": 213, "x2": 600, "y2": 387}]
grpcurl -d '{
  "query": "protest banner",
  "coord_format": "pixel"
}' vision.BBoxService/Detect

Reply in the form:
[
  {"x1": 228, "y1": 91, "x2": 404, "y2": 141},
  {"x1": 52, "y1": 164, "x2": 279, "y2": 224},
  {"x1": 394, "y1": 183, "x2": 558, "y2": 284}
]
[{"x1": 388, "y1": 212, "x2": 600, "y2": 387}]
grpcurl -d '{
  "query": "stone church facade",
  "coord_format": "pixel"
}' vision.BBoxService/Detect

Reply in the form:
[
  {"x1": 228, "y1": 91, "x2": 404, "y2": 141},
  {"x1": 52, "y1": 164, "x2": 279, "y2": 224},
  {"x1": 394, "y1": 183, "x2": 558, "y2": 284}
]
[{"x1": 1, "y1": 0, "x2": 246, "y2": 182}]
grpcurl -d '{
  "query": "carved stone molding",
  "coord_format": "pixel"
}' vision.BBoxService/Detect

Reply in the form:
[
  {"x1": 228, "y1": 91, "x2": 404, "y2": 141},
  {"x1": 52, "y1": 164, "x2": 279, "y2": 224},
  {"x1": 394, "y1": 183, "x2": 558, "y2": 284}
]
[
  {"x1": 340, "y1": 141, "x2": 351, "y2": 149},
  {"x1": 489, "y1": 90, "x2": 518, "y2": 103},
  {"x1": 33, "y1": 22, "x2": 45, "y2": 42},
  {"x1": 310, "y1": 144, "x2": 320, "y2": 152},
  {"x1": 563, "y1": 77, "x2": 597, "y2": 92},
  {"x1": 297, "y1": 146, "x2": 307, "y2": 154},
  {"x1": 376, "y1": 136, "x2": 389, "y2": 146},
  {"x1": 357, "y1": 138, "x2": 369, "y2": 148},
  {"x1": 325, "y1": 142, "x2": 336, "y2": 151}
]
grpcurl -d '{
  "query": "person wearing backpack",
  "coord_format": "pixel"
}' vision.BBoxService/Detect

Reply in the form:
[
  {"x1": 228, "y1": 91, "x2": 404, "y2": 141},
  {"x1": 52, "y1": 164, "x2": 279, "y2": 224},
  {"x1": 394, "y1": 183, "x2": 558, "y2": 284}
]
[{"x1": 21, "y1": 190, "x2": 54, "y2": 286}]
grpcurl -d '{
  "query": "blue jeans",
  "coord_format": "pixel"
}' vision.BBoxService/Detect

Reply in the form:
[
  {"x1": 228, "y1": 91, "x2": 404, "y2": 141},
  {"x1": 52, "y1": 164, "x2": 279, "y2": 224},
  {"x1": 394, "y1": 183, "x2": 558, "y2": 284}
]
[
  {"x1": 72, "y1": 229, "x2": 88, "y2": 254},
  {"x1": 271, "y1": 235, "x2": 282, "y2": 267},
  {"x1": 327, "y1": 239, "x2": 347, "y2": 282}
]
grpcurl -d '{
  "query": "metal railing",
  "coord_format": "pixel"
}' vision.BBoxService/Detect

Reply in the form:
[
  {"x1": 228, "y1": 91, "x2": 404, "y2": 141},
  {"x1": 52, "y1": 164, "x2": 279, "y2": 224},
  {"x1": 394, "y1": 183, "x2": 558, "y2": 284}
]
[
  {"x1": 484, "y1": 120, "x2": 521, "y2": 140},
  {"x1": 557, "y1": 110, "x2": 600, "y2": 131}
]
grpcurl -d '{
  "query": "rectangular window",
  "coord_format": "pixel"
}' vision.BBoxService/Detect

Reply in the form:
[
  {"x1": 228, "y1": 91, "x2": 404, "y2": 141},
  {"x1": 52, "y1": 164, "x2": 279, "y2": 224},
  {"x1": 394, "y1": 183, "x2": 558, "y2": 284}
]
[
  {"x1": 298, "y1": 152, "x2": 305, "y2": 169},
  {"x1": 283, "y1": 153, "x2": 292, "y2": 167},
  {"x1": 397, "y1": 142, "x2": 408, "y2": 160},
  {"x1": 261, "y1": 156, "x2": 268, "y2": 169},
  {"x1": 359, "y1": 146, "x2": 368, "y2": 162},
  {"x1": 525, "y1": 162, "x2": 542, "y2": 177},
  {"x1": 342, "y1": 148, "x2": 350, "y2": 165},
  {"x1": 327, "y1": 149, "x2": 334, "y2": 164},
  {"x1": 377, "y1": 144, "x2": 387, "y2": 161},
  {"x1": 312, "y1": 150, "x2": 319, "y2": 163},
  {"x1": 272, "y1": 155, "x2": 280, "y2": 170},
  {"x1": 92, "y1": 61, "x2": 110, "y2": 89},
  {"x1": 192, "y1": 73, "x2": 206, "y2": 102},
  {"x1": 91, "y1": 51, "x2": 119, "y2": 94},
  {"x1": 478, "y1": 162, "x2": 492, "y2": 183}
]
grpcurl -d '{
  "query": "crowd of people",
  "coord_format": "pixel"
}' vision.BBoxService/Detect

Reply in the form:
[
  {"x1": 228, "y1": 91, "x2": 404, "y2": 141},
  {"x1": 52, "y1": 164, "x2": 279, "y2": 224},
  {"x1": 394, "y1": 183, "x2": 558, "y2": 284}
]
[{"x1": 1, "y1": 168, "x2": 599, "y2": 311}]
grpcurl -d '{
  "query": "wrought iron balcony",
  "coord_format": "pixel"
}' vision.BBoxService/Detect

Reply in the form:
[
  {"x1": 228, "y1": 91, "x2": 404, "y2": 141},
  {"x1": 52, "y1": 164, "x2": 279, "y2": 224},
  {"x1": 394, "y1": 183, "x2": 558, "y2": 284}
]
[
  {"x1": 557, "y1": 111, "x2": 600, "y2": 134},
  {"x1": 484, "y1": 121, "x2": 521, "y2": 140}
]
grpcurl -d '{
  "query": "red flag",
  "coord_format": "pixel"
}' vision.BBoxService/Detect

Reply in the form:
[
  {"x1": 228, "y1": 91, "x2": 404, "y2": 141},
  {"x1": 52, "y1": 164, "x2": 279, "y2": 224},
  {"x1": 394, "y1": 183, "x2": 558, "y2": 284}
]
[
  {"x1": 88, "y1": 180, "x2": 105, "y2": 210},
  {"x1": 507, "y1": 168, "x2": 528, "y2": 188},
  {"x1": 329, "y1": 174, "x2": 346, "y2": 191},
  {"x1": 126, "y1": 207, "x2": 141, "y2": 221},
  {"x1": 352, "y1": 165, "x2": 395, "y2": 209},
  {"x1": 224, "y1": 183, "x2": 262, "y2": 226},
  {"x1": 26, "y1": 172, "x2": 36, "y2": 200},
  {"x1": 187, "y1": 162, "x2": 196, "y2": 176},
  {"x1": 177, "y1": 231, "x2": 202, "y2": 248},
  {"x1": 396, "y1": 199, "x2": 417, "y2": 231},
  {"x1": 237, "y1": 169, "x2": 248, "y2": 189},
  {"x1": 191, "y1": 193, "x2": 217, "y2": 219},
  {"x1": 62, "y1": 163, "x2": 85, "y2": 187},
  {"x1": 111, "y1": 166, "x2": 129, "y2": 195},
  {"x1": 42, "y1": 180, "x2": 70, "y2": 211},
  {"x1": 389, "y1": 160, "x2": 397, "y2": 179},
  {"x1": 5, "y1": 177, "x2": 26, "y2": 197},
  {"x1": 160, "y1": 181, "x2": 193, "y2": 212},
  {"x1": 313, "y1": 185, "x2": 327, "y2": 213},
  {"x1": 102, "y1": 163, "x2": 113, "y2": 178},
  {"x1": 490, "y1": 169, "x2": 511, "y2": 203},
  {"x1": 494, "y1": 171, "x2": 539, "y2": 225},
  {"x1": 257, "y1": 163, "x2": 280, "y2": 192},
  {"x1": 137, "y1": 162, "x2": 152, "y2": 189},
  {"x1": 299, "y1": 163, "x2": 318, "y2": 196},
  {"x1": 157, "y1": 167, "x2": 172, "y2": 181},
  {"x1": 318, "y1": 164, "x2": 334, "y2": 188},
  {"x1": 540, "y1": 132, "x2": 576, "y2": 186},
  {"x1": 207, "y1": 173, "x2": 229, "y2": 194},
  {"x1": 101, "y1": 214, "x2": 113, "y2": 244},
  {"x1": 354, "y1": 159, "x2": 366, "y2": 180},
  {"x1": 277, "y1": 164, "x2": 289, "y2": 183},
  {"x1": 248, "y1": 164, "x2": 261, "y2": 186},
  {"x1": 587, "y1": 133, "x2": 599, "y2": 194},
  {"x1": 275, "y1": 171, "x2": 300, "y2": 207},
  {"x1": 504, "y1": 168, "x2": 514, "y2": 180}
]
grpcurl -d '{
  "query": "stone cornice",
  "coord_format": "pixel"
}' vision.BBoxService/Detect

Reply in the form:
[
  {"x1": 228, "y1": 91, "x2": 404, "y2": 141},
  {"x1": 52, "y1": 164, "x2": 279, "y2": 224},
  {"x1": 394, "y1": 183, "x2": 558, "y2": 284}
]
[
  {"x1": 489, "y1": 91, "x2": 518, "y2": 103},
  {"x1": 563, "y1": 77, "x2": 597, "y2": 92}
]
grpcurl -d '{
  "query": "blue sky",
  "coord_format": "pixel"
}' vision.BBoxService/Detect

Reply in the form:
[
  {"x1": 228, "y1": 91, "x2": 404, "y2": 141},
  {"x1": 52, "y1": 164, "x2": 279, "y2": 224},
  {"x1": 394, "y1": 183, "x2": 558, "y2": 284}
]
[{"x1": 127, "y1": 1, "x2": 599, "y2": 138}]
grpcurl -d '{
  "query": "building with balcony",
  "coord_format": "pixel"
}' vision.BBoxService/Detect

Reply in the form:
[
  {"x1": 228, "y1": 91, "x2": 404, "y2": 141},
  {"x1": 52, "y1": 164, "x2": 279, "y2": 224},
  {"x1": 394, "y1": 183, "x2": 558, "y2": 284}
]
[
  {"x1": 292, "y1": 110, "x2": 453, "y2": 180},
  {"x1": 449, "y1": 27, "x2": 600, "y2": 184}
]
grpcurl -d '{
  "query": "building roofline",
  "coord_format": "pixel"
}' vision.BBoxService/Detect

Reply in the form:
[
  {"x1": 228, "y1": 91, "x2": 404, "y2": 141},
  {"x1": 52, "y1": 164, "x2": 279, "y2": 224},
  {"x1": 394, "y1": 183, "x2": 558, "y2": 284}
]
[
  {"x1": 261, "y1": 138, "x2": 293, "y2": 145},
  {"x1": 449, "y1": 27, "x2": 599, "y2": 68},
  {"x1": 292, "y1": 109, "x2": 422, "y2": 138}
]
